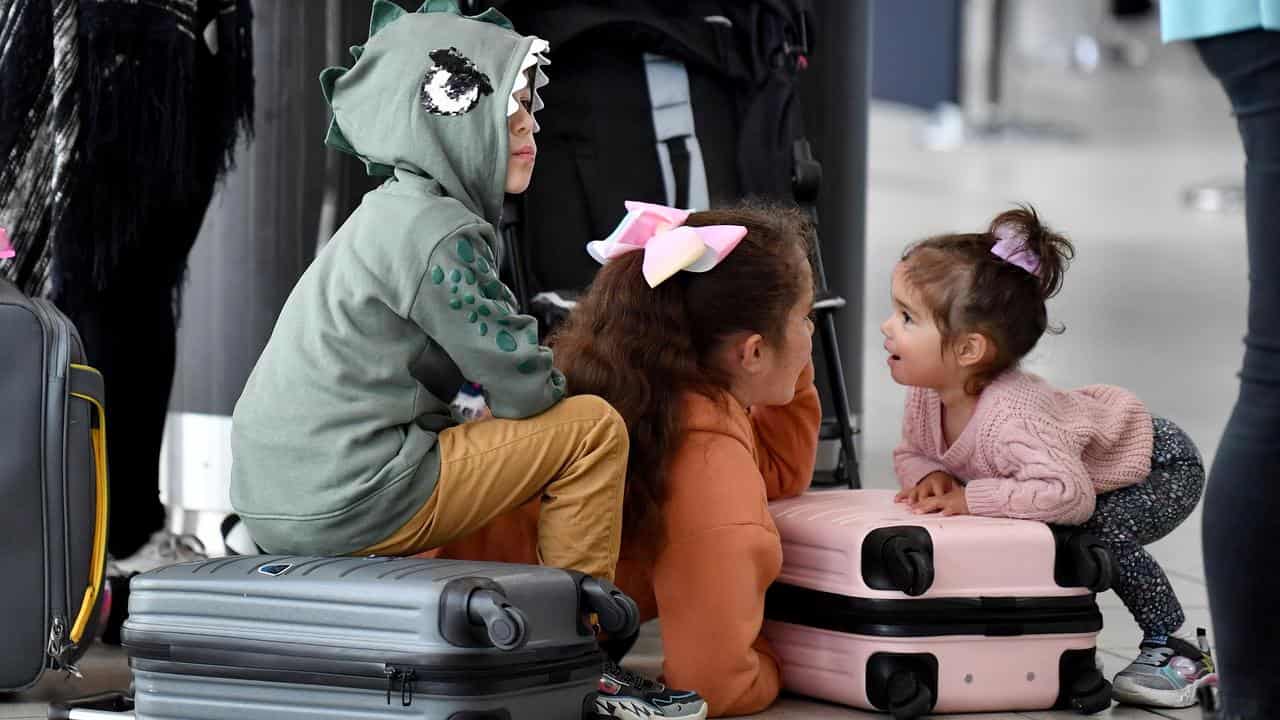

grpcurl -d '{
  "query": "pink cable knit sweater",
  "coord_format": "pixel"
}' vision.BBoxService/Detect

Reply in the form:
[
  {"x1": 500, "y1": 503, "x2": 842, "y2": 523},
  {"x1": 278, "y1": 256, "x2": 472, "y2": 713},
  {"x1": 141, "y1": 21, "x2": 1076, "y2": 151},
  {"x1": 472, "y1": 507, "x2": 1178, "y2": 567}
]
[{"x1": 893, "y1": 370, "x2": 1154, "y2": 525}]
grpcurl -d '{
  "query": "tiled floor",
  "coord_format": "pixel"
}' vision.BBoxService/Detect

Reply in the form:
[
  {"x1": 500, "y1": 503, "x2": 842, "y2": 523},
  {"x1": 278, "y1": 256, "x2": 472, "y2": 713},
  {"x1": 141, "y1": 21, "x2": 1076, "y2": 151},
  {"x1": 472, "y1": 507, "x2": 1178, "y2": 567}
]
[{"x1": 1, "y1": 10, "x2": 1242, "y2": 720}]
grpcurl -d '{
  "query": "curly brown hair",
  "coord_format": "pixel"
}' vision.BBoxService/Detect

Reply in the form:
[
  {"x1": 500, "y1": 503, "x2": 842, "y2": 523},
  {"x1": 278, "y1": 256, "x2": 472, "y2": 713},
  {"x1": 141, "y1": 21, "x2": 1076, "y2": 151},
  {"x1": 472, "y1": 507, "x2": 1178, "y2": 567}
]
[{"x1": 550, "y1": 202, "x2": 814, "y2": 546}]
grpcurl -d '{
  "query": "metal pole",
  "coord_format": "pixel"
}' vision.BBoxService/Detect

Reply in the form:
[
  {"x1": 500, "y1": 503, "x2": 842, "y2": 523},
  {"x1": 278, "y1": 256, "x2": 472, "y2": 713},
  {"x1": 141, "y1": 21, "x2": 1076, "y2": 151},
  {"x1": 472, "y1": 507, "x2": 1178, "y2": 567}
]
[{"x1": 815, "y1": 0, "x2": 870, "y2": 473}]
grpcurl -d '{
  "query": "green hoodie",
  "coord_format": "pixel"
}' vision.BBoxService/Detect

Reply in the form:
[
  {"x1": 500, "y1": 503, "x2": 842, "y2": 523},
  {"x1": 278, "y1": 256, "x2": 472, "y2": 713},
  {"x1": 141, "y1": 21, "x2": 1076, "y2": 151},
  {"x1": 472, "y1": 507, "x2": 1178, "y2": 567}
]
[{"x1": 230, "y1": 1, "x2": 563, "y2": 555}]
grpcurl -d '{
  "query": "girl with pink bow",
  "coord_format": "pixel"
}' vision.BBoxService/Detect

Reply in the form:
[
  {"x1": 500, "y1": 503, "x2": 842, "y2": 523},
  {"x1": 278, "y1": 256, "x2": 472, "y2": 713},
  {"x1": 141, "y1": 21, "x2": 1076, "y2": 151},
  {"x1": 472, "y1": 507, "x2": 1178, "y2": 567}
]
[
  {"x1": 431, "y1": 201, "x2": 821, "y2": 717},
  {"x1": 883, "y1": 205, "x2": 1213, "y2": 709}
]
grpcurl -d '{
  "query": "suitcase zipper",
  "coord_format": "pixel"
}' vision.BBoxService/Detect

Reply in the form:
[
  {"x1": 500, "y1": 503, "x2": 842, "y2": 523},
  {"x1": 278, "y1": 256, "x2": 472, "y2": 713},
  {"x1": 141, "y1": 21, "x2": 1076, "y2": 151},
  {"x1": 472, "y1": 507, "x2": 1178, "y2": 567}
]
[
  {"x1": 384, "y1": 666, "x2": 416, "y2": 706},
  {"x1": 30, "y1": 300, "x2": 102, "y2": 674},
  {"x1": 46, "y1": 615, "x2": 81, "y2": 677},
  {"x1": 28, "y1": 299, "x2": 72, "y2": 675}
]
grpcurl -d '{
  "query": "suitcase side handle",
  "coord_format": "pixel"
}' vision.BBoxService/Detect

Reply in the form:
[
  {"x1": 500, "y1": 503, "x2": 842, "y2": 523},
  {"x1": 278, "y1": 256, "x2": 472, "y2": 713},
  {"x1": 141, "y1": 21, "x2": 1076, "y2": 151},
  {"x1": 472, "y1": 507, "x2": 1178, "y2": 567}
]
[{"x1": 68, "y1": 364, "x2": 109, "y2": 646}]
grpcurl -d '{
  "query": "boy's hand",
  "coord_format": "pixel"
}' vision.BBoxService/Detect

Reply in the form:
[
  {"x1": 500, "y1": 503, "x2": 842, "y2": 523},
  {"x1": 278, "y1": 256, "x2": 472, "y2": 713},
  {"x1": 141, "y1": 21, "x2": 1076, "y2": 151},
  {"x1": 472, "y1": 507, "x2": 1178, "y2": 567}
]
[
  {"x1": 911, "y1": 486, "x2": 970, "y2": 516},
  {"x1": 895, "y1": 471, "x2": 957, "y2": 505}
]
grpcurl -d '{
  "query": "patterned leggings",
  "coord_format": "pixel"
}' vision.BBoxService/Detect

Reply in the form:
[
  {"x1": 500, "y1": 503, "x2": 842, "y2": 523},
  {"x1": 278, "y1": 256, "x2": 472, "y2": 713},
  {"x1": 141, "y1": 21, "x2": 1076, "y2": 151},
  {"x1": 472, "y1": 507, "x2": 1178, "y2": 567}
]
[{"x1": 1081, "y1": 417, "x2": 1205, "y2": 638}]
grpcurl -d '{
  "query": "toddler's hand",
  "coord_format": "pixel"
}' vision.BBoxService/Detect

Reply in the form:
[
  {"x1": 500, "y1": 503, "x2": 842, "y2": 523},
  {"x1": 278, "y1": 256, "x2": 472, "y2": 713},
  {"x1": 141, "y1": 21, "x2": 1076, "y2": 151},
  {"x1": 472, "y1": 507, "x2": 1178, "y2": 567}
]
[
  {"x1": 911, "y1": 486, "x2": 970, "y2": 516},
  {"x1": 895, "y1": 471, "x2": 957, "y2": 505}
]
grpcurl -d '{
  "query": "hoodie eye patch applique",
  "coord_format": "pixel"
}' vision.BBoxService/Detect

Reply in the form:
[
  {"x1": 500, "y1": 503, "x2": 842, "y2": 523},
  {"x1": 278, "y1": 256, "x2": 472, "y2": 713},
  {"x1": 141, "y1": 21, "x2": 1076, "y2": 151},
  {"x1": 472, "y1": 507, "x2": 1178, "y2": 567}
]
[{"x1": 420, "y1": 47, "x2": 494, "y2": 116}]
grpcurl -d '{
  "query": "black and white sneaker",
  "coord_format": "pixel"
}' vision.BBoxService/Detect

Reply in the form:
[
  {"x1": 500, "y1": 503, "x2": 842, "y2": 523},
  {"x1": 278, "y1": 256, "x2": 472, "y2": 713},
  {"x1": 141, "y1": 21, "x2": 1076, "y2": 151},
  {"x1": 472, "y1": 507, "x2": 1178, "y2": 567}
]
[{"x1": 592, "y1": 660, "x2": 707, "y2": 720}]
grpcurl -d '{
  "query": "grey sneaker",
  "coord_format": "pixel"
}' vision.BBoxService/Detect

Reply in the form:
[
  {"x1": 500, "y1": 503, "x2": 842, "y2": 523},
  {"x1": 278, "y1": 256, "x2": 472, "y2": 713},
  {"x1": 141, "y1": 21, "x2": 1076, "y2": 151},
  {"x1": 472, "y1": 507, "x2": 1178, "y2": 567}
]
[
  {"x1": 592, "y1": 660, "x2": 708, "y2": 720},
  {"x1": 1113, "y1": 633, "x2": 1216, "y2": 708},
  {"x1": 107, "y1": 529, "x2": 207, "y2": 577}
]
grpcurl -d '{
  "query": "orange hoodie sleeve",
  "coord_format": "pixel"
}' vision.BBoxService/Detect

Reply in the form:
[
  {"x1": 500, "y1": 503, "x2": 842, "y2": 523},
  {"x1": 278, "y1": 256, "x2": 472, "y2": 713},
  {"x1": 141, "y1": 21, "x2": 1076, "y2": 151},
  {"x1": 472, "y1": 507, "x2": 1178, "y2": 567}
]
[
  {"x1": 652, "y1": 432, "x2": 786, "y2": 717},
  {"x1": 750, "y1": 361, "x2": 821, "y2": 501}
]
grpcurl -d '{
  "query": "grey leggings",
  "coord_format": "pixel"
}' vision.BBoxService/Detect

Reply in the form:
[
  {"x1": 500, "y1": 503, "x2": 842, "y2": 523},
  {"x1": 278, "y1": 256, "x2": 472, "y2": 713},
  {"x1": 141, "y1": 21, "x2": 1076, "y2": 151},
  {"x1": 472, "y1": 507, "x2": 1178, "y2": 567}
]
[{"x1": 1081, "y1": 417, "x2": 1205, "y2": 638}]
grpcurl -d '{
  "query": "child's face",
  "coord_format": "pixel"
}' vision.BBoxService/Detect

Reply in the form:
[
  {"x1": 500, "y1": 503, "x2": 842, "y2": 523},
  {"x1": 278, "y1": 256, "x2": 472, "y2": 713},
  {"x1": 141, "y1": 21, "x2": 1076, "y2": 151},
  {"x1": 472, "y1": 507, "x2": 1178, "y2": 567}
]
[
  {"x1": 505, "y1": 86, "x2": 536, "y2": 194},
  {"x1": 735, "y1": 269, "x2": 815, "y2": 407},
  {"x1": 881, "y1": 263, "x2": 956, "y2": 389}
]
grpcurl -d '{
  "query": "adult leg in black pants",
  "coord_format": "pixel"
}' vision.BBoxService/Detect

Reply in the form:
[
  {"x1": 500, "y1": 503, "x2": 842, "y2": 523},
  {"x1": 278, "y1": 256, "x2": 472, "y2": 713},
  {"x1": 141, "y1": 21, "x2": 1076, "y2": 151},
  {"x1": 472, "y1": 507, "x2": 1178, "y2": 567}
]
[
  {"x1": 59, "y1": 180, "x2": 215, "y2": 564},
  {"x1": 1195, "y1": 29, "x2": 1280, "y2": 720}
]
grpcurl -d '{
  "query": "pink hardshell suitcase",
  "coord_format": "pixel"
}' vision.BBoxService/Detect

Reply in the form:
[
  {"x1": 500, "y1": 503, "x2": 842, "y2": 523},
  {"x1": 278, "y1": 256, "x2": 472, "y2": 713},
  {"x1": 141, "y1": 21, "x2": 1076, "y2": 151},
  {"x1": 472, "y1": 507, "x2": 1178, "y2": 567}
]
[{"x1": 762, "y1": 489, "x2": 1115, "y2": 719}]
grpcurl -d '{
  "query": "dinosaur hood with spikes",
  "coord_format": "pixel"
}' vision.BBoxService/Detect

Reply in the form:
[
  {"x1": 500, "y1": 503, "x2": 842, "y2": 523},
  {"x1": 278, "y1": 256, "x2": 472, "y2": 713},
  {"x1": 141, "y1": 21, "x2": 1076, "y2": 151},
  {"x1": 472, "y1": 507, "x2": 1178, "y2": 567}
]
[{"x1": 320, "y1": 0, "x2": 549, "y2": 226}]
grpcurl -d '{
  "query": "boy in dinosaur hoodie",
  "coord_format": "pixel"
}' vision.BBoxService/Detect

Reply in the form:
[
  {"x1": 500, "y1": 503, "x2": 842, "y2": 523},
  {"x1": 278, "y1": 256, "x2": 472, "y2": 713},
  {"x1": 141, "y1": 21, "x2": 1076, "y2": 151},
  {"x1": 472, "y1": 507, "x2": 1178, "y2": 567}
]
[{"x1": 230, "y1": 5, "x2": 706, "y2": 718}]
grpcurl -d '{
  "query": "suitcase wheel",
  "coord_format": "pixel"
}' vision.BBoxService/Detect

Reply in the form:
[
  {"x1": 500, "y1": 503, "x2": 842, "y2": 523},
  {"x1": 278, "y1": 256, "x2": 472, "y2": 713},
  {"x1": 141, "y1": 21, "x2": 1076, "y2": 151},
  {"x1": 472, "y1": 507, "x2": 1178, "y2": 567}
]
[
  {"x1": 1052, "y1": 529, "x2": 1115, "y2": 592},
  {"x1": 1083, "y1": 546, "x2": 1113, "y2": 593},
  {"x1": 886, "y1": 671, "x2": 933, "y2": 720},
  {"x1": 1067, "y1": 671, "x2": 1113, "y2": 714},
  {"x1": 580, "y1": 577, "x2": 641, "y2": 639},
  {"x1": 467, "y1": 589, "x2": 529, "y2": 651},
  {"x1": 885, "y1": 539, "x2": 934, "y2": 597},
  {"x1": 863, "y1": 528, "x2": 935, "y2": 596}
]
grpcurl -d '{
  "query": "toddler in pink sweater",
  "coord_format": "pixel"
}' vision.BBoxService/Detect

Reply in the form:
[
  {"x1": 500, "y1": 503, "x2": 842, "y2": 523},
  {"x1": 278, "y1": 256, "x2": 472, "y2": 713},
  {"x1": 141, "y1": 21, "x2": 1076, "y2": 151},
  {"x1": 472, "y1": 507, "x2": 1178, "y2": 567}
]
[{"x1": 882, "y1": 205, "x2": 1213, "y2": 710}]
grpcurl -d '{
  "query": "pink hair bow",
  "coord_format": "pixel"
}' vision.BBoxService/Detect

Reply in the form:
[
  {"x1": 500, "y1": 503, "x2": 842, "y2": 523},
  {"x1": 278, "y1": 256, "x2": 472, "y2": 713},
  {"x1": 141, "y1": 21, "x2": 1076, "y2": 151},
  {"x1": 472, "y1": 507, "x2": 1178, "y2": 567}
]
[
  {"x1": 991, "y1": 223, "x2": 1039, "y2": 277},
  {"x1": 0, "y1": 227, "x2": 14, "y2": 260},
  {"x1": 586, "y1": 201, "x2": 747, "y2": 288}
]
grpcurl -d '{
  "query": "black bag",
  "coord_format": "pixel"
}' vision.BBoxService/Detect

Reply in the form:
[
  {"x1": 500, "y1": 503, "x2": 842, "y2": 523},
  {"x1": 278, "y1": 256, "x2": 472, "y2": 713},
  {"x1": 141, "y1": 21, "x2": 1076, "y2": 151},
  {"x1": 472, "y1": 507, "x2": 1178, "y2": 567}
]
[
  {"x1": 0, "y1": 278, "x2": 109, "y2": 691},
  {"x1": 494, "y1": 0, "x2": 815, "y2": 299}
]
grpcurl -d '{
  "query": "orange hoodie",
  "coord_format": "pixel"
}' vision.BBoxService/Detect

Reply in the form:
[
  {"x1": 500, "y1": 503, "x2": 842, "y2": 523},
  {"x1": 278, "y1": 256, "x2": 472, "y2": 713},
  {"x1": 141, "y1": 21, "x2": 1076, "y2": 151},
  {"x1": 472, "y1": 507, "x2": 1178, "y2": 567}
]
[{"x1": 431, "y1": 363, "x2": 820, "y2": 717}]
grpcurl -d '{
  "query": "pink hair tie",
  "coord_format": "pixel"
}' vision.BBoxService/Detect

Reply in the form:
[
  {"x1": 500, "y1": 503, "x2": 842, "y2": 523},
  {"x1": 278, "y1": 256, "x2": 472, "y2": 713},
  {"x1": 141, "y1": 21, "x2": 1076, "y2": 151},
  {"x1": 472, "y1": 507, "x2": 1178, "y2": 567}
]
[
  {"x1": 0, "y1": 227, "x2": 14, "y2": 260},
  {"x1": 990, "y1": 223, "x2": 1039, "y2": 277}
]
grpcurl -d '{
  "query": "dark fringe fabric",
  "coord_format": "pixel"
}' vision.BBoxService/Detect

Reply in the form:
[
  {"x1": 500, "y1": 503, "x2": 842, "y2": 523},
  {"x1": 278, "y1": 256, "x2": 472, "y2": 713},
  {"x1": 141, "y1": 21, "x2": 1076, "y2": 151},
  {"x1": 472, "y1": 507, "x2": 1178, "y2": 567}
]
[
  {"x1": 1, "y1": 0, "x2": 253, "y2": 304},
  {"x1": 0, "y1": 0, "x2": 80, "y2": 297},
  {"x1": 53, "y1": 0, "x2": 254, "y2": 313}
]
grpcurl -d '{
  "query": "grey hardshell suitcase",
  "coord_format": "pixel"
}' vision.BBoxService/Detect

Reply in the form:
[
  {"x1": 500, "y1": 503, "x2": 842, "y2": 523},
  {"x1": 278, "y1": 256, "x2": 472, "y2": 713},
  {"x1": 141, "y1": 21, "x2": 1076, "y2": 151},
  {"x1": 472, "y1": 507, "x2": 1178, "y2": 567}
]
[
  {"x1": 0, "y1": 278, "x2": 110, "y2": 691},
  {"x1": 120, "y1": 555, "x2": 641, "y2": 719}
]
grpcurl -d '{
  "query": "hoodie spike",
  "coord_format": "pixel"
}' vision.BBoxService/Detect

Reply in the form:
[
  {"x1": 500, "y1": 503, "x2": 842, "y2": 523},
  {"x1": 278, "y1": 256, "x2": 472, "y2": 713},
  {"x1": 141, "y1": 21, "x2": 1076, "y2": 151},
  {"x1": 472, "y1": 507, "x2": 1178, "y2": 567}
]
[
  {"x1": 470, "y1": 8, "x2": 514, "y2": 31},
  {"x1": 415, "y1": 0, "x2": 514, "y2": 31},
  {"x1": 369, "y1": 0, "x2": 407, "y2": 39},
  {"x1": 324, "y1": 118, "x2": 357, "y2": 156},
  {"x1": 349, "y1": 44, "x2": 364, "y2": 62},
  {"x1": 416, "y1": 0, "x2": 460, "y2": 14},
  {"x1": 319, "y1": 66, "x2": 347, "y2": 104},
  {"x1": 364, "y1": 159, "x2": 395, "y2": 177}
]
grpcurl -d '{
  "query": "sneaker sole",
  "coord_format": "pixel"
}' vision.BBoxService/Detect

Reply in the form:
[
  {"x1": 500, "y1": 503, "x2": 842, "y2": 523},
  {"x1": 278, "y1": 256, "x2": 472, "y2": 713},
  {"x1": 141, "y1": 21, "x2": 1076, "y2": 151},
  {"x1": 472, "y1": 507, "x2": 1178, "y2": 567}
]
[
  {"x1": 1113, "y1": 672, "x2": 1216, "y2": 709},
  {"x1": 592, "y1": 698, "x2": 708, "y2": 720}
]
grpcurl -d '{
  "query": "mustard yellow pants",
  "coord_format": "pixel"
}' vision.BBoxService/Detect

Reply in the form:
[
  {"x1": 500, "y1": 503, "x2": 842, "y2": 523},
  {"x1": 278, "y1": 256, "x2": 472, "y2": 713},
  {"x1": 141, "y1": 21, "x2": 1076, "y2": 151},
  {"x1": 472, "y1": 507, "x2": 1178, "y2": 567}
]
[{"x1": 359, "y1": 395, "x2": 627, "y2": 582}]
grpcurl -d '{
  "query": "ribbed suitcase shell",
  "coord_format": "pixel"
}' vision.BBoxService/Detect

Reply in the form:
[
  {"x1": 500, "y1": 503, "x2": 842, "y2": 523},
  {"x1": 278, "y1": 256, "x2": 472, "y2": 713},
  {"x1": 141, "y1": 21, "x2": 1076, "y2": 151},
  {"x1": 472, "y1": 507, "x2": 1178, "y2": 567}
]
[{"x1": 122, "y1": 556, "x2": 619, "y2": 720}]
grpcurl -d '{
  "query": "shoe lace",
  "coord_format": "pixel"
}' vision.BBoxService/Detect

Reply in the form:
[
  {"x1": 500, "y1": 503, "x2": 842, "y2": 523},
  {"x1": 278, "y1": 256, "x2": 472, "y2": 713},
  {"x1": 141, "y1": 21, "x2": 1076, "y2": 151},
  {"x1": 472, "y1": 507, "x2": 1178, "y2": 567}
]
[
  {"x1": 1134, "y1": 646, "x2": 1173, "y2": 667},
  {"x1": 603, "y1": 661, "x2": 664, "y2": 693}
]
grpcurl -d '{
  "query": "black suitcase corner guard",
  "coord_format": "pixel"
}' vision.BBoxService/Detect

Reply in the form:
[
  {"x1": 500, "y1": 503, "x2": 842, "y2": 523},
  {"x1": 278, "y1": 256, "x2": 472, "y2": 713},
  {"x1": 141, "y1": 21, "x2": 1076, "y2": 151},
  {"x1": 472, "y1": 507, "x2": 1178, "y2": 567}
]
[{"x1": 862, "y1": 527, "x2": 935, "y2": 596}]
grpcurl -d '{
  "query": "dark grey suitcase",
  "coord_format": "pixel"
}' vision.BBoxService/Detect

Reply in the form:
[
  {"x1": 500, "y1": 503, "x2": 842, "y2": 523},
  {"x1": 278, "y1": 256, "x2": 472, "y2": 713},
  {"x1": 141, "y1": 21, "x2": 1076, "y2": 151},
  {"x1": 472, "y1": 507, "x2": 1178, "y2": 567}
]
[
  {"x1": 121, "y1": 555, "x2": 640, "y2": 719},
  {"x1": 0, "y1": 278, "x2": 110, "y2": 691}
]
